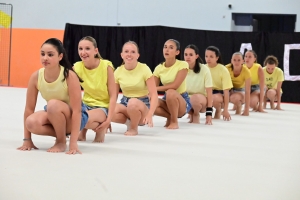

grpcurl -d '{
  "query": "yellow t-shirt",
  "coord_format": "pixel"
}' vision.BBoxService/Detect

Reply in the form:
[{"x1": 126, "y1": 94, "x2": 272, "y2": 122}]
[
  {"x1": 153, "y1": 60, "x2": 188, "y2": 94},
  {"x1": 243, "y1": 63, "x2": 261, "y2": 85},
  {"x1": 225, "y1": 64, "x2": 251, "y2": 89},
  {"x1": 263, "y1": 67, "x2": 284, "y2": 92},
  {"x1": 207, "y1": 64, "x2": 233, "y2": 90},
  {"x1": 37, "y1": 65, "x2": 69, "y2": 104},
  {"x1": 74, "y1": 59, "x2": 114, "y2": 108},
  {"x1": 114, "y1": 62, "x2": 153, "y2": 97},
  {"x1": 186, "y1": 64, "x2": 213, "y2": 97}
]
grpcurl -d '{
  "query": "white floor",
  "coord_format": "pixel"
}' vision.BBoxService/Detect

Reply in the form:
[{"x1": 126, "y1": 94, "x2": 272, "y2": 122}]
[{"x1": 1, "y1": 87, "x2": 300, "y2": 200}]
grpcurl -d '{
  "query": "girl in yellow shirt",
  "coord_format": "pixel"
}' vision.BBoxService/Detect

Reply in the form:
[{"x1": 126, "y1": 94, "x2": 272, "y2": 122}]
[
  {"x1": 153, "y1": 39, "x2": 191, "y2": 129},
  {"x1": 112, "y1": 41, "x2": 158, "y2": 136},
  {"x1": 184, "y1": 44, "x2": 213, "y2": 124},
  {"x1": 205, "y1": 46, "x2": 232, "y2": 121},
  {"x1": 263, "y1": 55, "x2": 284, "y2": 110},
  {"x1": 225, "y1": 52, "x2": 251, "y2": 116},
  {"x1": 243, "y1": 50, "x2": 266, "y2": 112},
  {"x1": 18, "y1": 38, "x2": 86, "y2": 155},
  {"x1": 74, "y1": 36, "x2": 117, "y2": 143}
]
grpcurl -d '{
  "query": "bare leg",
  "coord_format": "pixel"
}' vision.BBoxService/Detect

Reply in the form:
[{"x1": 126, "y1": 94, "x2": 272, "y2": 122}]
[
  {"x1": 112, "y1": 103, "x2": 130, "y2": 133},
  {"x1": 165, "y1": 89, "x2": 187, "y2": 129},
  {"x1": 212, "y1": 94, "x2": 223, "y2": 119},
  {"x1": 154, "y1": 99, "x2": 171, "y2": 127},
  {"x1": 46, "y1": 100, "x2": 72, "y2": 153},
  {"x1": 250, "y1": 92, "x2": 259, "y2": 111},
  {"x1": 84, "y1": 109, "x2": 107, "y2": 143},
  {"x1": 190, "y1": 94, "x2": 207, "y2": 124},
  {"x1": 267, "y1": 89, "x2": 276, "y2": 109},
  {"x1": 125, "y1": 98, "x2": 148, "y2": 136},
  {"x1": 78, "y1": 128, "x2": 87, "y2": 141},
  {"x1": 230, "y1": 92, "x2": 244, "y2": 115}
]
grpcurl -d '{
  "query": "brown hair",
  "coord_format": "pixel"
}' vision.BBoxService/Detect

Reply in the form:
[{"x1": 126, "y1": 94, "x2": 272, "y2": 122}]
[
  {"x1": 80, "y1": 36, "x2": 102, "y2": 59},
  {"x1": 245, "y1": 50, "x2": 257, "y2": 63},
  {"x1": 121, "y1": 41, "x2": 139, "y2": 65},
  {"x1": 264, "y1": 55, "x2": 279, "y2": 67}
]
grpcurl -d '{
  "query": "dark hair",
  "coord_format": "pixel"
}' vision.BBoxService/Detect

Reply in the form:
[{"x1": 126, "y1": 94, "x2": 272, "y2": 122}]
[
  {"x1": 185, "y1": 44, "x2": 204, "y2": 73},
  {"x1": 80, "y1": 36, "x2": 102, "y2": 59},
  {"x1": 264, "y1": 55, "x2": 279, "y2": 66},
  {"x1": 245, "y1": 50, "x2": 257, "y2": 63},
  {"x1": 230, "y1": 52, "x2": 243, "y2": 70},
  {"x1": 205, "y1": 46, "x2": 223, "y2": 64},
  {"x1": 120, "y1": 40, "x2": 139, "y2": 65},
  {"x1": 42, "y1": 38, "x2": 83, "y2": 82},
  {"x1": 161, "y1": 39, "x2": 181, "y2": 64}
]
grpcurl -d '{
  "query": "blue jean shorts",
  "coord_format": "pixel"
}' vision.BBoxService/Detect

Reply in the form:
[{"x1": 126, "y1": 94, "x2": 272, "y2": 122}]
[
  {"x1": 231, "y1": 88, "x2": 245, "y2": 93},
  {"x1": 162, "y1": 91, "x2": 192, "y2": 115},
  {"x1": 120, "y1": 96, "x2": 150, "y2": 109},
  {"x1": 84, "y1": 103, "x2": 108, "y2": 116},
  {"x1": 44, "y1": 102, "x2": 88, "y2": 131},
  {"x1": 251, "y1": 84, "x2": 260, "y2": 93}
]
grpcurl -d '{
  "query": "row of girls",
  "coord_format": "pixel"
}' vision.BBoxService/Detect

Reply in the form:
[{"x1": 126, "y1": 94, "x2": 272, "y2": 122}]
[{"x1": 18, "y1": 37, "x2": 284, "y2": 155}]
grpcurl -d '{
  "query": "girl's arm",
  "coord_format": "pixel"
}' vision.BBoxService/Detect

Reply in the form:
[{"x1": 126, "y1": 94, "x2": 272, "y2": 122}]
[
  {"x1": 143, "y1": 76, "x2": 158, "y2": 127},
  {"x1": 258, "y1": 66, "x2": 266, "y2": 112},
  {"x1": 66, "y1": 71, "x2": 82, "y2": 154},
  {"x1": 156, "y1": 69, "x2": 188, "y2": 91},
  {"x1": 205, "y1": 87, "x2": 213, "y2": 125},
  {"x1": 275, "y1": 81, "x2": 283, "y2": 110},
  {"x1": 242, "y1": 78, "x2": 251, "y2": 116},
  {"x1": 146, "y1": 76, "x2": 158, "y2": 116},
  {"x1": 18, "y1": 71, "x2": 39, "y2": 150},
  {"x1": 222, "y1": 89, "x2": 231, "y2": 121},
  {"x1": 102, "y1": 67, "x2": 117, "y2": 125}
]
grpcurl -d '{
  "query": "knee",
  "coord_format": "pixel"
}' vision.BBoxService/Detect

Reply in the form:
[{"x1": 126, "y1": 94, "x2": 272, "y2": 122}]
[
  {"x1": 165, "y1": 89, "x2": 177, "y2": 99},
  {"x1": 127, "y1": 98, "x2": 140, "y2": 110},
  {"x1": 230, "y1": 95, "x2": 241, "y2": 105},
  {"x1": 25, "y1": 115, "x2": 40, "y2": 132},
  {"x1": 47, "y1": 99, "x2": 62, "y2": 114},
  {"x1": 266, "y1": 90, "x2": 276, "y2": 99}
]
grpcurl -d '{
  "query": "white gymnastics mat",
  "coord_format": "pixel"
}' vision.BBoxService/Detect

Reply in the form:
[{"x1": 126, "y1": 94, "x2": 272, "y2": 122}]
[{"x1": 1, "y1": 87, "x2": 300, "y2": 200}]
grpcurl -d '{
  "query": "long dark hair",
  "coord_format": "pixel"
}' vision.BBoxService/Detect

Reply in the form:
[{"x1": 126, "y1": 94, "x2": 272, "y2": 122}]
[
  {"x1": 42, "y1": 38, "x2": 83, "y2": 82},
  {"x1": 160, "y1": 39, "x2": 181, "y2": 64},
  {"x1": 185, "y1": 44, "x2": 204, "y2": 73},
  {"x1": 206, "y1": 46, "x2": 223, "y2": 64}
]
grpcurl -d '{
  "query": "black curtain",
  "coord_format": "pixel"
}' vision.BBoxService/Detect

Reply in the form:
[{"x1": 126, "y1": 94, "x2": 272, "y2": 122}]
[{"x1": 63, "y1": 23, "x2": 300, "y2": 103}]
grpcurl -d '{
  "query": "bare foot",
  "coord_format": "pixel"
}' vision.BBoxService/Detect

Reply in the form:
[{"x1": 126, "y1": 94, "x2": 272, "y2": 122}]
[
  {"x1": 235, "y1": 104, "x2": 242, "y2": 115},
  {"x1": 47, "y1": 142, "x2": 66, "y2": 153},
  {"x1": 93, "y1": 130, "x2": 105, "y2": 143},
  {"x1": 78, "y1": 129, "x2": 87, "y2": 141},
  {"x1": 167, "y1": 123, "x2": 179, "y2": 129},
  {"x1": 125, "y1": 129, "x2": 138, "y2": 136},
  {"x1": 191, "y1": 114, "x2": 200, "y2": 124},
  {"x1": 214, "y1": 109, "x2": 221, "y2": 119},
  {"x1": 187, "y1": 114, "x2": 191, "y2": 119},
  {"x1": 164, "y1": 119, "x2": 170, "y2": 127}
]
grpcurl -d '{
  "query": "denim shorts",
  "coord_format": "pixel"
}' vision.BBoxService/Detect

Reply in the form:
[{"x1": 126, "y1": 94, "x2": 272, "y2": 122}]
[
  {"x1": 84, "y1": 103, "x2": 108, "y2": 116},
  {"x1": 162, "y1": 91, "x2": 192, "y2": 114},
  {"x1": 251, "y1": 84, "x2": 260, "y2": 93},
  {"x1": 231, "y1": 88, "x2": 245, "y2": 93},
  {"x1": 44, "y1": 102, "x2": 88, "y2": 131},
  {"x1": 120, "y1": 96, "x2": 150, "y2": 109},
  {"x1": 213, "y1": 90, "x2": 224, "y2": 95}
]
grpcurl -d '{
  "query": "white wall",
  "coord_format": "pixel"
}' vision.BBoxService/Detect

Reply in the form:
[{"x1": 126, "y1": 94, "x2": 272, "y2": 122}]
[{"x1": 3, "y1": 0, "x2": 300, "y2": 31}]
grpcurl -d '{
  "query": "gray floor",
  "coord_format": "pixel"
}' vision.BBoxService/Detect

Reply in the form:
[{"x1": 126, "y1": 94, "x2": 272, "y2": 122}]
[{"x1": 1, "y1": 87, "x2": 300, "y2": 200}]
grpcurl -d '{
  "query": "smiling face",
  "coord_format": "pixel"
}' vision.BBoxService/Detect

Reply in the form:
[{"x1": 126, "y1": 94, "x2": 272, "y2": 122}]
[
  {"x1": 78, "y1": 39, "x2": 99, "y2": 63},
  {"x1": 205, "y1": 50, "x2": 218, "y2": 67},
  {"x1": 184, "y1": 48, "x2": 198, "y2": 68},
  {"x1": 163, "y1": 40, "x2": 179, "y2": 59},
  {"x1": 40, "y1": 43, "x2": 62, "y2": 68},
  {"x1": 121, "y1": 42, "x2": 139, "y2": 65},
  {"x1": 231, "y1": 53, "x2": 244, "y2": 68}
]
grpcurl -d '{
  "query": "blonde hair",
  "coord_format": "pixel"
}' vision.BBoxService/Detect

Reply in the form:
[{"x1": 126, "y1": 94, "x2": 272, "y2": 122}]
[
  {"x1": 80, "y1": 36, "x2": 102, "y2": 59},
  {"x1": 120, "y1": 41, "x2": 139, "y2": 65}
]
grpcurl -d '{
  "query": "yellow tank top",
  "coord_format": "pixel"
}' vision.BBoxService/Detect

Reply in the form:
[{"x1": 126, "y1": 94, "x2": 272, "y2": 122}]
[
  {"x1": 74, "y1": 59, "x2": 114, "y2": 108},
  {"x1": 37, "y1": 66, "x2": 69, "y2": 104},
  {"x1": 243, "y1": 63, "x2": 260, "y2": 85}
]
